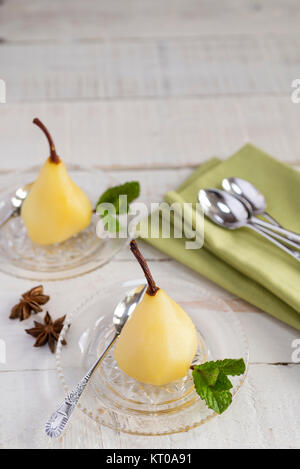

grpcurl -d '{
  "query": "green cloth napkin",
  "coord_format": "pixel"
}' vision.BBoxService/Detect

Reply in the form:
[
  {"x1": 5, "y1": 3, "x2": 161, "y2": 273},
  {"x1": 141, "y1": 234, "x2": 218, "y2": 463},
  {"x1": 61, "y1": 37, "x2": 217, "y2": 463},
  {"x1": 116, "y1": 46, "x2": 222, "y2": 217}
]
[{"x1": 140, "y1": 144, "x2": 300, "y2": 330}]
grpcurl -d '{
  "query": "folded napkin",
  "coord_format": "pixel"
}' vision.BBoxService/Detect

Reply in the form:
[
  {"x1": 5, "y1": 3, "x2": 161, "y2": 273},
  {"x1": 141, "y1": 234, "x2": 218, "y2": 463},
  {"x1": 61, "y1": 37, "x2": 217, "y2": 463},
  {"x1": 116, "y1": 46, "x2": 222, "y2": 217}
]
[{"x1": 140, "y1": 144, "x2": 300, "y2": 330}]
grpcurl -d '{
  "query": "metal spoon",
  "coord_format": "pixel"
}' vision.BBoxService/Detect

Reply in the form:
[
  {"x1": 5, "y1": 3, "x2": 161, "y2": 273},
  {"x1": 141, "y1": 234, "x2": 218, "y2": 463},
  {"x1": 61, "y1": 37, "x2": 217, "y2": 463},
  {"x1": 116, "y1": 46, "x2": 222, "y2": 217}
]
[
  {"x1": 0, "y1": 183, "x2": 32, "y2": 229},
  {"x1": 222, "y1": 178, "x2": 300, "y2": 245},
  {"x1": 198, "y1": 189, "x2": 300, "y2": 262},
  {"x1": 216, "y1": 188, "x2": 300, "y2": 251},
  {"x1": 45, "y1": 284, "x2": 147, "y2": 438},
  {"x1": 222, "y1": 177, "x2": 278, "y2": 225},
  {"x1": 221, "y1": 178, "x2": 300, "y2": 244}
]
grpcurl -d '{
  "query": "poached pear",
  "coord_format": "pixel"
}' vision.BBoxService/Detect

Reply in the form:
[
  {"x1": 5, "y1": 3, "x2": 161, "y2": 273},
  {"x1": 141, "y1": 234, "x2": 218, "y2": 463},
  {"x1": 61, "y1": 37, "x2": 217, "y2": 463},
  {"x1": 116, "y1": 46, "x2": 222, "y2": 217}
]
[
  {"x1": 114, "y1": 240, "x2": 198, "y2": 386},
  {"x1": 21, "y1": 118, "x2": 92, "y2": 245}
]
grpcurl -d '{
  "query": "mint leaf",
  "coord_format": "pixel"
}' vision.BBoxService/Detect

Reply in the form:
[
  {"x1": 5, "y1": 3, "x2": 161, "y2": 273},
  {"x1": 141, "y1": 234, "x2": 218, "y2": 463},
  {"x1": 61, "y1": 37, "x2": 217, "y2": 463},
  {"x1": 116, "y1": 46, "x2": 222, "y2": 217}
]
[
  {"x1": 192, "y1": 358, "x2": 245, "y2": 414},
  {"x1": 200, "y1": 365, "x2": 220, "y2": 387},
  {"x1": 213, "y1": 371, "x2": 233, "y2": 391},
  {"x1": 192, "y1": 369, "x2": 232, "y2": 415},
  {"x1": 214, "y1": 358, "x2": 246, "y2": 376},
  {"x1": 96, "y1": 181, "x2": 140, "y2": 232},
  {"x1": 96, "y1": 182, "x2": 140, "y2": 215}
]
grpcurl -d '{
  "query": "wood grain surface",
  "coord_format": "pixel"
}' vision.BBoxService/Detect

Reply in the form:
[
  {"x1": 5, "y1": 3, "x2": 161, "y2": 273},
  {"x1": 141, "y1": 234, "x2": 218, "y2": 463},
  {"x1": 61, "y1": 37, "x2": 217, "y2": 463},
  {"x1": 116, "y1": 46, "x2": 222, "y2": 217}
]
[{"x1": 0, "y1": 0, "x2": 299, "y2": 449}]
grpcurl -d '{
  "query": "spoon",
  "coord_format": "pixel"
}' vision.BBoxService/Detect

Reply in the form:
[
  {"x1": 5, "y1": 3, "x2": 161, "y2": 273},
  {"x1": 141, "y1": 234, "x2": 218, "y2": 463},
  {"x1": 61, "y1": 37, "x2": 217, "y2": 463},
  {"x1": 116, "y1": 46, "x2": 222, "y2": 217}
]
[
  {"x1": 45, "y1": 284, "x2": 147, "y2": 438},
  {"x1": 0, "y1": 183, "x2": 32, "y2": 229},
  {"x1": 222, "y1": 177, "x2": 278, "y2": 225},
  {"x1": 222, "y1": 177, "x2": 300, "y2": 245},
  {"x1": 198, "y1": 189, "x2": 300, "y2": 262},
  {"x1": 217, "y1": 188, "x2": 300, "y2": 251}
]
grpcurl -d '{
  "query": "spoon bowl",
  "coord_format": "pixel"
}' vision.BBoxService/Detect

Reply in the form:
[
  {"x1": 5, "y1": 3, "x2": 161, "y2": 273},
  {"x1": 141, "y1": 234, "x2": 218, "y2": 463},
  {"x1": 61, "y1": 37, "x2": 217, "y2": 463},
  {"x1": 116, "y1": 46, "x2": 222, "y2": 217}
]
[
  {"x1": 222, "y1": 177, "x2": 300, "y2": 243},
  {"x1": 198, "y1": 188, "x2": 250, "y2": 229},
  {"x1": 222, "y1": 177, "x2": 266, "y2": 214},
  {"x1": 113, "y1": 284, "x2": 147, "y2": 334},
  {"x1": 0, "y1": 182, "x2": 32, "y2": 230}
]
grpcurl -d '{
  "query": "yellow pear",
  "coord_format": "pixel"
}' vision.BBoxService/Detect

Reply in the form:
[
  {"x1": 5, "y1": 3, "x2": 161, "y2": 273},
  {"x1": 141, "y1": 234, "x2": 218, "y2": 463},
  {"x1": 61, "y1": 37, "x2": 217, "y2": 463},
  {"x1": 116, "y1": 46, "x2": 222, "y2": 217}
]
[
  {"x1": 21, "y1": 118, "x2": 92, "y2": 245},
  {"x1": 114, "y1": 240, "x2": 198, "y2": 386}
]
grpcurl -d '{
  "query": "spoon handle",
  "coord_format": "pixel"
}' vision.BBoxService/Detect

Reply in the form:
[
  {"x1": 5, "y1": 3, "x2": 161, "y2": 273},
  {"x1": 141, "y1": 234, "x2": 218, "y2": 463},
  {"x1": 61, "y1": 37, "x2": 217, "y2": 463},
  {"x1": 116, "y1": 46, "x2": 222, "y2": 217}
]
[
  {"x1": 252, "y1": 216, "x2": 300, "y2": 245},
  {"x1": 0, "y1": 202, "x2": 18, "y2": 230},
  {"x1": 45, "y1": 333, "x2": 118, "y2": 438},
  {"x1": 263, "y1": 212, "x2": 280, "y2": 227},
  {"x1": 248, "y1": 224, "x2": 300, "y2": 262},
  {"x1": 253, "y1": 224, "x2": 300, "y2": 250},
  {"x1": 0, "y1": 211, "x2": 14, "y2": 230}
]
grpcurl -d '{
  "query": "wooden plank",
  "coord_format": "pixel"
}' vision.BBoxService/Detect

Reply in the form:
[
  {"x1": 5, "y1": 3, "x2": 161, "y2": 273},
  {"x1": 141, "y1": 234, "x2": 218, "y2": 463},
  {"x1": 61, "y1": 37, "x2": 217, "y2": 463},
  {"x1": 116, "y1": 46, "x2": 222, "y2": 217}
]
[
  {"x1": 43, "y1": 364, "x2": 300, "y2": 448},
  {"x1": 1, "y1": 0, "x2": 300, "y2": 41},
  {"x1": 0, "y1": 369, "x2": 62, "y2": 448},
  {"x1": 2, "y1": 364, "x2": 299, "y2": 448},
  {"x1": 1, "y1": 35, "x2": 300, "y2": 101},
  {"x1": 124, "y1": 364, "x2": 300, "y2": 449},
  {"x1": 0, "y1": 97, "x2": 299, "y2": 170}
]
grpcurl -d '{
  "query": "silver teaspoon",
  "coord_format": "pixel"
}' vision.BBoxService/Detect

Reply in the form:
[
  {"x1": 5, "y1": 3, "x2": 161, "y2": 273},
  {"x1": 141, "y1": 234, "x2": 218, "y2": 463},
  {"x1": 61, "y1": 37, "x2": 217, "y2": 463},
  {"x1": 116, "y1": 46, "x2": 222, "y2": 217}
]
[
  {"x1": 0, "y1": 183, "x2": 32, "y2": 229},
  {"x1": 45, "y1": 284, "x2": 147, "y2": 438},
  {"x1": 198, "y1": 189, "x2": 300, "y2": 262},
  {"x1": 222, "y1": 178, "x2": 300, "y2": 246},
  {"x1": 217, "y1": 187, "x2": 300, "y2": 251},
  {"x1": 222, "y1": 177, "x2": 279, "y2": 225}
]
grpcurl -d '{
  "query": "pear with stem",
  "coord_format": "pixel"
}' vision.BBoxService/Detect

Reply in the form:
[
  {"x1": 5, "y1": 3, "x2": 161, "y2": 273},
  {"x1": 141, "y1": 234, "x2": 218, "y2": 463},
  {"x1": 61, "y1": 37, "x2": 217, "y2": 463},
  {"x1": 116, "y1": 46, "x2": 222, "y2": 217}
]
[
  {"x1": 114, "y1": 240, "x2": 198, "y2": 386},
  {"x1": 21, "y1": 118, "x2": 92, "y2": 245}
]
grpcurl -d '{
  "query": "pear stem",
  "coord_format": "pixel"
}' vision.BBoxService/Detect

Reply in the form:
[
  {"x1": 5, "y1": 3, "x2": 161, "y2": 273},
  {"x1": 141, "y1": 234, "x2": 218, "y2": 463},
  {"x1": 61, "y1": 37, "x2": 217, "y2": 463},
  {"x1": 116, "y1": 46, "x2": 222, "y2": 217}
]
[
  {"x1": 33, "y1": 118, "x2": 60, "y2": 164},
  {"x1": 130, "y1": 240, "x2": 159, "y2": 296}
]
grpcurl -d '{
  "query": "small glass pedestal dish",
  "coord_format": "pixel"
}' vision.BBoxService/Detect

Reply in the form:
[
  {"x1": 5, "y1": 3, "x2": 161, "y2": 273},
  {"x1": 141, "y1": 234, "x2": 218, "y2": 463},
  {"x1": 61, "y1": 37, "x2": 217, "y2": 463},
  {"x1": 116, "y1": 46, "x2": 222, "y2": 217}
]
[
  {"x1": 56, "y1": 276, "x2": 249, "y2": 436},
  {"x1": 0, "y1": 166, "x2": 129, "y2": 280}
]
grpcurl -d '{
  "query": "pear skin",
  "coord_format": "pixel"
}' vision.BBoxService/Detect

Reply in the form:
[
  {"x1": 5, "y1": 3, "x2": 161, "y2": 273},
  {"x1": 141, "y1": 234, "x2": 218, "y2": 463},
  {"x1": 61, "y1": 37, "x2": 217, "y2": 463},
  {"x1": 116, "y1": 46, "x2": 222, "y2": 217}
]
[
  {"x1": 114, "y1": 240, "x2": 198, "y2": 386},
  {"x1": 21, "y1": 118, "x2": 92, "y2": 245},
  {"x1": 22, "y1": 159, "x2": 92, "y2": 245},
  {"x1": 114, "y1": 288, "x2": 198, "y2": 385}
]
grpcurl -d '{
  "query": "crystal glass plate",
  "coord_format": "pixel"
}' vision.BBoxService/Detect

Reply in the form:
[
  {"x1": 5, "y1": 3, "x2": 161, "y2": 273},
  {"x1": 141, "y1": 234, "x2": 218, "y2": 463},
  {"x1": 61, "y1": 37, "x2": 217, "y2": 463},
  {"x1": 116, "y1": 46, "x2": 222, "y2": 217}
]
[
  {"x1": 0, "y1": 166, "x2": 129, "y2": 280},
  {"x1": 56, "y1": 276, "x2": 249, "y2": 435}
]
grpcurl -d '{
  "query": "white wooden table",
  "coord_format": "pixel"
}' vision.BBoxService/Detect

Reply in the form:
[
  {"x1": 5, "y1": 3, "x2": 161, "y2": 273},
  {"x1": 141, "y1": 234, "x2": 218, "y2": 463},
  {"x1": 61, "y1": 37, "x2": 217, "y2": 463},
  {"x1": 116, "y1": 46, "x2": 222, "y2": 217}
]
[{"x1": 0, "y1": 0, "x2": 300, "y2": 449}]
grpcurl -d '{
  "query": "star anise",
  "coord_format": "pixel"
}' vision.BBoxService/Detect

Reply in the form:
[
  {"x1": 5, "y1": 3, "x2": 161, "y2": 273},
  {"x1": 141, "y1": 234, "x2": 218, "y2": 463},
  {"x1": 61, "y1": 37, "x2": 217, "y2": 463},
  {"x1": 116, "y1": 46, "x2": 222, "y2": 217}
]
[
  {"x1": 25, "y1": 312, "x2": 67, "y2": 353},
  {"x1": 10, "y1": 285, "x2": 50, "y2": 321}
]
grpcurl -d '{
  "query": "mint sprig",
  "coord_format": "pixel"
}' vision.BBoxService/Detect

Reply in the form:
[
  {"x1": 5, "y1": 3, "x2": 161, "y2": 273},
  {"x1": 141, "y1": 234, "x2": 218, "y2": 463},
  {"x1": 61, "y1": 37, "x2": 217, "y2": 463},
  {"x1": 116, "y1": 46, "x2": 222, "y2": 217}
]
[
  {"x1": 96, "y1": 182, "x2": 140, "y2": 215},
  {"x1": 192, "y1": 358, "x2": 246, "y2": 414},
  {"x1": 96, "y1": 182, "x2": 140, "y2": 232}
]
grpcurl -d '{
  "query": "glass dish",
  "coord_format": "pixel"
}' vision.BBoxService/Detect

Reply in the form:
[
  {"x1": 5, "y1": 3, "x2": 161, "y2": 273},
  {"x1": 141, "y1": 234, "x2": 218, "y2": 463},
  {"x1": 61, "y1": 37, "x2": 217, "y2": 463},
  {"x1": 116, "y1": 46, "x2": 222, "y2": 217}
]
[
  {"x1": 56, "y1": 276, "x2": 249, "y2": 435},
  {"x1": 0, "y1": 165, "x2": 129, "y2": 280}
]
